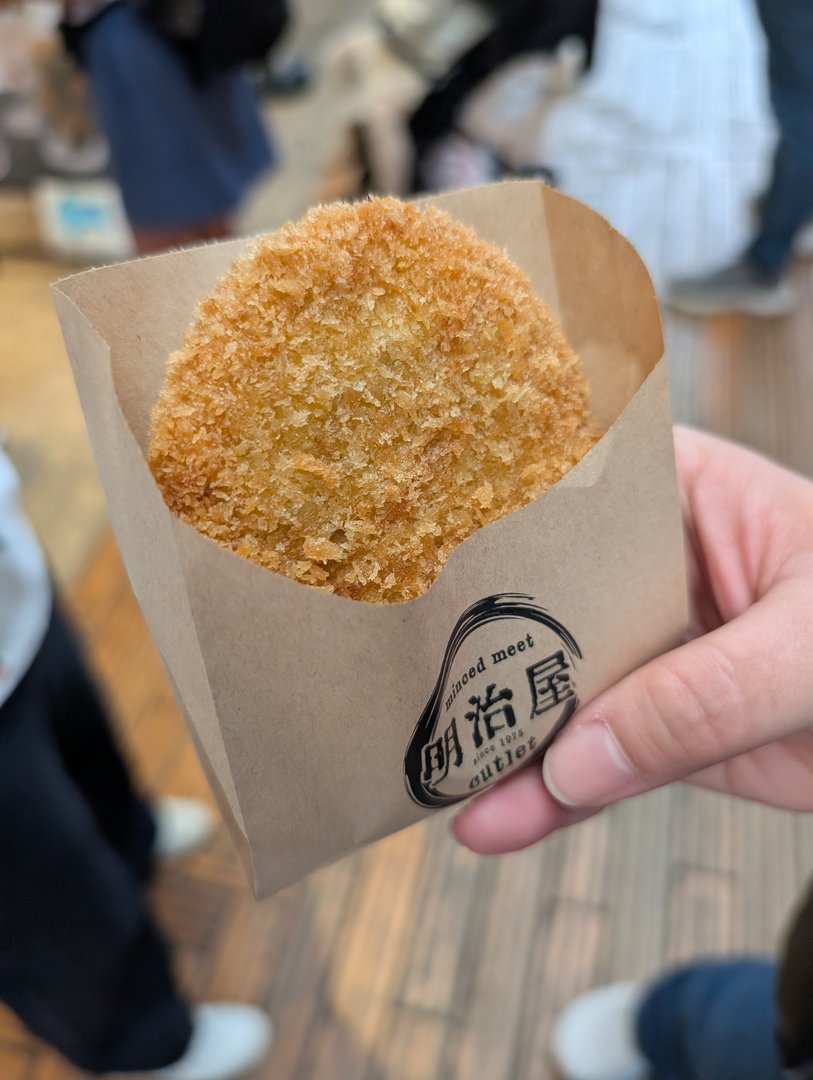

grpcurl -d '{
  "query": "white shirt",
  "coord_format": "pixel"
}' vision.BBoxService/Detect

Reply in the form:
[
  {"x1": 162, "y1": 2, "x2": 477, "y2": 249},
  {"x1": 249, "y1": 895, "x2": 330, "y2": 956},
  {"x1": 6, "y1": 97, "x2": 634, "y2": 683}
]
[{"x1": 0, "y1": 449, "x2": 51, "y2": 708}]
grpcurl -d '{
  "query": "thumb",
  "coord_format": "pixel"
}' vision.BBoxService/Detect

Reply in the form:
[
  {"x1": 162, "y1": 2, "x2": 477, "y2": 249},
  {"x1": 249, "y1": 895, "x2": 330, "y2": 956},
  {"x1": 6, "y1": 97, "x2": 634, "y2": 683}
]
[{"x1": 542, "y1": 582, "x2": 813, "y2": 808}]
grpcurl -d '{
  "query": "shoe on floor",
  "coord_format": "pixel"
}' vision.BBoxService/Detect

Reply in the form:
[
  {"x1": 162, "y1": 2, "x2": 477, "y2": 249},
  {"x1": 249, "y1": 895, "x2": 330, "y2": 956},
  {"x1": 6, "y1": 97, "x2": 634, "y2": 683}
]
[
  {"x1": 552, "y1": 982, "x2": 650, "y2": 1080},
  {"x1": 665, "y1": 259, "x2": 796, "y2": 318},
  {"x1": 154, "y1": 1004, "x2": 272, "y2": 1080},
  {"x1": 153, "y1": 796, "x2": 215, "y2": 860}
]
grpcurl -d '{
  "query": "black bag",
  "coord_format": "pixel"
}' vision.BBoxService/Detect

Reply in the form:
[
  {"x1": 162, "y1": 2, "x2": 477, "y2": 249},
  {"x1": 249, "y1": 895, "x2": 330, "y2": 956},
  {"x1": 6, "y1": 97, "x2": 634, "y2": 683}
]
[{"x1": 128, "y1": 0, "x2": 289, "y2": 75}]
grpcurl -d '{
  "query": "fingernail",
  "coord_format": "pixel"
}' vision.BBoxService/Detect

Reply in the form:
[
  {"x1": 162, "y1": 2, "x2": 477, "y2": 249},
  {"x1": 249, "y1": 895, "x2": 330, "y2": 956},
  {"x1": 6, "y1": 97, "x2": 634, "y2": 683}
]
[{"x1": 542, "y1": 722, "x2": 637, "y2": 808}]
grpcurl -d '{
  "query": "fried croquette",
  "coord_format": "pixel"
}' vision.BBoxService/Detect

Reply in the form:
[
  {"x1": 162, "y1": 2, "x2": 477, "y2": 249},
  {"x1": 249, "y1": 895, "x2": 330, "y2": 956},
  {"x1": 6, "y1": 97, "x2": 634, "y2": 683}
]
[{"x1": 148, "y1": 197, "x2": 598, "y2": 602}]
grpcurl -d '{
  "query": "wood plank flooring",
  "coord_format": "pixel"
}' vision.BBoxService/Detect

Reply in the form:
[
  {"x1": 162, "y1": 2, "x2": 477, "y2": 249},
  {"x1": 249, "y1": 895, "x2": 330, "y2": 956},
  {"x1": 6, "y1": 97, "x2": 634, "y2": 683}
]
[
  {"x1": 1, "y1": 536, "x2": 810, "y2": 1080},
  {"x1": 2, "y1": 0, "x2": 813, "y2": 1076}
]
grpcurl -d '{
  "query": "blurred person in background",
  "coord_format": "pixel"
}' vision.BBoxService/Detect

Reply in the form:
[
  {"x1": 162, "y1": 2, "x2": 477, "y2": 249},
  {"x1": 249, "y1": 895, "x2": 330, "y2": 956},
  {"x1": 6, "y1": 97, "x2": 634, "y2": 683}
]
[
  {"x1": 667, "y1": 0, "x2": 813, "y2": 318},
  {"x1": 408, "y1": 0, "x2": 599, "y2": 192},
  {"x1": 320, "y1": 0, "x2": 598, "y2": 201},
  {"x1": 60, "y1": 0, "x2": 283, "y2": 254},
  {"x1": 0, "y1": 445, "x2": 272, "y2": 1078},
  {"x1": 454, "y1": 427, "x2": 813, "y2": 1080}
]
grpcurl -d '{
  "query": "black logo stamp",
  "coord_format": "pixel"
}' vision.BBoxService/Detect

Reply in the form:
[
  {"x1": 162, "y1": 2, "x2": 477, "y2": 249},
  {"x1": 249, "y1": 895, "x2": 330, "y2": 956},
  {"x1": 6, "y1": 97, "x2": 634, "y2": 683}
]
[{"x1": 404, "y1": 594, "x2": 582, "y2": 808}]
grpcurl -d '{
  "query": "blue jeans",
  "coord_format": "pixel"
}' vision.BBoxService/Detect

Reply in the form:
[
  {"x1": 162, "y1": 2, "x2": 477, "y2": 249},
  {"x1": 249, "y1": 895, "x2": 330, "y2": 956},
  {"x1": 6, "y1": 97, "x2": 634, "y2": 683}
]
[
  {"x1": 747, "y1": 0, "x2": 813, "y2": 279},
  {"x1": 636, "y1": 959, "x2": 785, "y2": 1080},
  {"x1": 81, "y1": 4, "x2": 273, "y2": 229}
]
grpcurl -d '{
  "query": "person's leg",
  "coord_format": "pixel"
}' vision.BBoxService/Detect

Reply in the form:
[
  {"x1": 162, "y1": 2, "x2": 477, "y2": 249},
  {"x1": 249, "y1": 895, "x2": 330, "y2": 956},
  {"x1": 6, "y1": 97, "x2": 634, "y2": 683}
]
[
  {"x1": 0, "y1": 658, "x2": 193, "y2": 1074},
  {"x1": 78, "y1": 6, "x2": 272, "y2": 249},
  {"x1": 552, "y1": 959, "x2": 785, "y2": 1080},
  {"x1": 747, "y1": 0, "x2": 813, "y2": 280},
  {"x1": 39, "y1": 604, "x2": 157, "y2": 880},
  {"x1": 636, "y1": 959, "x2": 784, "y2": 1080},
  {"x1": 664, "y1": 0, "x2": 813, "y2": 317},
  {"x1": 39, "y1": 603, "x2": 215, "y2": 873}
]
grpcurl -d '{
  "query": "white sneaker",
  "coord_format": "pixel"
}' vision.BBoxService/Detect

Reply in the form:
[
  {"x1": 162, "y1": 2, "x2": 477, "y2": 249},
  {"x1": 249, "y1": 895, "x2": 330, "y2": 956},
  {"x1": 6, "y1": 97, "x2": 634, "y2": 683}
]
[
  {"x1": 665, "y1": 259, "x2": 796, "y2": 318},
  {"x1": 154, "y1": 1004, "x2": 272, "y2": 1080},
  {"x1": 153, "y1": 796, "x2": 215, "y2": 860},
  {"x1": 552, "y1": 982, "x2": 650, "y2": 1080}
]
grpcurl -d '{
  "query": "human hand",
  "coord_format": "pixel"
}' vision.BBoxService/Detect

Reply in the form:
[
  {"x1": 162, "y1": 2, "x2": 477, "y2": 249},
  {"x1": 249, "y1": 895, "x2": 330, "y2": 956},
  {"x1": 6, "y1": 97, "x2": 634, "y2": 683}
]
[{"x1": 454, "y1": 426, "x2": 813, "y2": 854}]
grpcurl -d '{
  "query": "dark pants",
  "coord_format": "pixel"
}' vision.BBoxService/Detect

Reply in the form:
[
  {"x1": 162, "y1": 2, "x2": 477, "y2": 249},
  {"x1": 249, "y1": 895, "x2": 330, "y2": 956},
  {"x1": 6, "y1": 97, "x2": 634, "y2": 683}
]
[
  {"x1": 748, "y1": 0, "x2": 813, "y2": 279},
  {"x1": 0, "y1": 605, "x2": 192, "y2": 1074},
  {"x1": 636, "y1": 959, "x2": 786, "y2": 1080}
]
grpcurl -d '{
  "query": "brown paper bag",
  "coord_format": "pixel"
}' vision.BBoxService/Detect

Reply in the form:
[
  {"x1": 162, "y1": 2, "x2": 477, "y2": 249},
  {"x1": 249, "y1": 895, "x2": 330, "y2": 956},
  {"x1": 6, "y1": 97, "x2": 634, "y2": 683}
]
[{"x1": 53, "y1": 181, "x2": 688, "y2": 898}]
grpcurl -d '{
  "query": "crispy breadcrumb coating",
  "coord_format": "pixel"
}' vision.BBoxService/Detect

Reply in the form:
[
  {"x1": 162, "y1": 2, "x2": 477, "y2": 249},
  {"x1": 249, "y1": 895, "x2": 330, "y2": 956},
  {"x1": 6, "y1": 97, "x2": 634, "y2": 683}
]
[{"x1": 148, "y1": 197, "x2": 597, "y2": 602}]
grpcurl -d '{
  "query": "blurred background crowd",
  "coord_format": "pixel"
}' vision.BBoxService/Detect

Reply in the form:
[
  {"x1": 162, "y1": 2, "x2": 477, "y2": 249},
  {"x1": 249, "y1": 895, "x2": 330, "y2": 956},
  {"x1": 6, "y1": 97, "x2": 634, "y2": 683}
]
[{"x1": 1, "y1": 1, "x2": 813, "y2": 1078}]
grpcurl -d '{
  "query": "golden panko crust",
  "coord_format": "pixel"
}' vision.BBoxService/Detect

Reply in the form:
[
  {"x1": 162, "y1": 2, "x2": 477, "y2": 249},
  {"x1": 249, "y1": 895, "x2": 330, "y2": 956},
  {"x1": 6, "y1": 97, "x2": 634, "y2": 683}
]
[{"x1": 148, "y1": 197, "x2": 598, "y2": 602}]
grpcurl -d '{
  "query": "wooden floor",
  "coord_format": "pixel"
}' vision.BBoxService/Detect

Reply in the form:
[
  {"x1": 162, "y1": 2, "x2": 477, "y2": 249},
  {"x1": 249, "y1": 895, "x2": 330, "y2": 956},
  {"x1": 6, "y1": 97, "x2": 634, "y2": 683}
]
[
  {"x1": 2, "y1": 1, "x2": 813, "y2": 1077},
  {"x1": 2, "y1": 535, "x2": 811, "y2": 1080},
  {"x1": 2, "y1": 533, "x2": 812, "y2": 1080}
]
